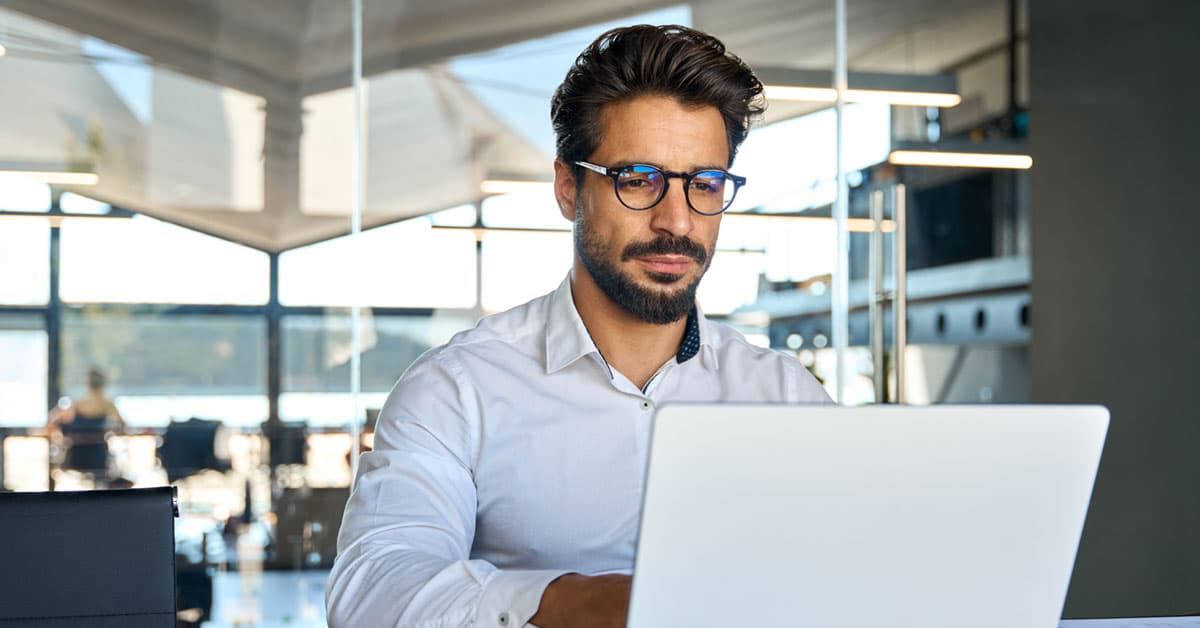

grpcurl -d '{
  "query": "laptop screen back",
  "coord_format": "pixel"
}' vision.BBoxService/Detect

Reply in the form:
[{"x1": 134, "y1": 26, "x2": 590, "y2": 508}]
[{"x1": 628, "y1": 404, "x2": 1108, "y2": 628}]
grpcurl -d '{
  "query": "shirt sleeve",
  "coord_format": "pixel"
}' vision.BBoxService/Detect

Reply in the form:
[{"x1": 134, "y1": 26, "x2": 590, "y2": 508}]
[{"x1": 325, "y1": 350, "x2": 568, "y2": 627}]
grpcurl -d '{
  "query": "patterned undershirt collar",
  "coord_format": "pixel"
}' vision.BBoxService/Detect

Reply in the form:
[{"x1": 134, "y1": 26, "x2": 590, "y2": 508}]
[{"x1": 676, "y1": 306, "x2": 701, "y2": 363}]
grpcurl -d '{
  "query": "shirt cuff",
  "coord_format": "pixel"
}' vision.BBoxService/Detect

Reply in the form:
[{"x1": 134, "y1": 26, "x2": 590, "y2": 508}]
[{"x1": 475, "y1": 569, "x2": 570, "y2": 628}]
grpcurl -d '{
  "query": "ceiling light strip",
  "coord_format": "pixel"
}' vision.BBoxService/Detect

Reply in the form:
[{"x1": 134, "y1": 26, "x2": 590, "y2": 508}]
[
  {"x1": 888, "y1": 150, "x2": 1033, "y2": 169},
  {"x1": 765, "y1": 86, "x2": 962, "y2": 108},
  {"x1": 0, "y1": 170, "x2": 99, "y2": 185}
]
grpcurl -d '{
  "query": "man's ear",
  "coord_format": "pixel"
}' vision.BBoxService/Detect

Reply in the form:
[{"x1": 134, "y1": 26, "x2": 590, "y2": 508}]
[{"x1": 553, "y1": 159, "x2": 578, "y2": 222}]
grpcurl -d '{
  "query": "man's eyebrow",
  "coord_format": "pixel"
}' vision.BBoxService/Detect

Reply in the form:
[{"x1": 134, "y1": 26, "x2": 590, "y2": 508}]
[
  {"x1": 608, "y1": 160, "x2": 730, "y2": 173},
  {"x1": 607, "y1": 159, "x2": 647, "y2": 170}
]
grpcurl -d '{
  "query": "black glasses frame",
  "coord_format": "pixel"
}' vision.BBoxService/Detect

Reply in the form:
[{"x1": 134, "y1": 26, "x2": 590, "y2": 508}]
[{"x1": 574, "y1": 160, "x2": 746, "y2": 216}]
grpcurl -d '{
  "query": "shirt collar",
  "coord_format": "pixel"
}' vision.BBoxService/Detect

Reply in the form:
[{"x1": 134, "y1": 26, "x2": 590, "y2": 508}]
[
  {"x1": 676, "y1": 307, "x2": 702, "y2": 363},
  {"x1": 544, "y1": 273, "x2": 720, "y2": 375},
  {"x1": 692, "y1": 303, "x2": 720, "y2": 372},
  {"x1": 545, "y1": 275, "x2": 605, "y2": 375}
]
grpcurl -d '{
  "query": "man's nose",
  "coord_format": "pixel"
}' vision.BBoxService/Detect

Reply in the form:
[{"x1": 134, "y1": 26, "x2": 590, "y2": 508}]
[{"x1": 648, "y1": 178, "x2": 695, "y2": 238}]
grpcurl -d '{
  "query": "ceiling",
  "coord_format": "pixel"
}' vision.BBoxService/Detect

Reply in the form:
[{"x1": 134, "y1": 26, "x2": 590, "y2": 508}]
[{"x1": 0, "y1": 0, "x2": 1011, "y2": 251}]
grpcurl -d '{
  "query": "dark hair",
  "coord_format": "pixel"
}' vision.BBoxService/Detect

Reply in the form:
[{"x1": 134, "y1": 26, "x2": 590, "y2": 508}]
[
  {"x1": 87, "y1": 367, "x2": 107, "y2": 391},
  {"x1": 551, "y1": 24, "x2": 765, "y2": 172}
]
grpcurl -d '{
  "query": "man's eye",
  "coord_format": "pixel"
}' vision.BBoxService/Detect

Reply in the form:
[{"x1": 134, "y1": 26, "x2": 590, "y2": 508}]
[{"x1": 619, "y1": 177, "x2": 653, "y2": 189}]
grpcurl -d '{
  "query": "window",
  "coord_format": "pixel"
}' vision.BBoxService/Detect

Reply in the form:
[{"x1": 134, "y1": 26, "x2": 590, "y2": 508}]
[
  {"x1": 61, "y1": 310, "x2": 267, "y2": 427},
  {"x1": 280, "y1": 218, "x2": 477, "y2": 309},
  {"x1": 0, "y1": 174, "x2": 51, "y2": 212},
  {"x1": 59, "y1": 192, "x2": 113, "y2": 215},
  {"x1": 481, "y1": 231, "x2": 573, "y2": 312},
  {"x1": 59, "y1": 215, "x2": 269, "y2": 304},
  {"x1": 730, "y1": 103, "x2": 891, "y2": 213},
  {"x1": 0, "y1": 314, "x2": 48, "y2": 427},
  {"x1": 0, "y1": 217, "x2": 50, "y2": 305},
  {"x1": 717, "y1": 214, "x2": 838, "y2": 284},
  {"x1": 697, "y1": 250, "x2": 768, "y2": 315},
  {"x1": 481, "y1": 189, "x2": 565, "y2": 230}
]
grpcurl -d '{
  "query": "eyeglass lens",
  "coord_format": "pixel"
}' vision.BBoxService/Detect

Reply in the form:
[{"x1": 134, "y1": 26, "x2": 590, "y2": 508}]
[{"x1": 614, "y1": 165, "x2": 736, "y2": 214}]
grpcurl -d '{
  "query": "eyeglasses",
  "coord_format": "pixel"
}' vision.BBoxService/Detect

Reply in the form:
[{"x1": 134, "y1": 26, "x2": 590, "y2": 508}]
[{"x1": 575, "y1": 161, "x2": 746, "y2": 216}]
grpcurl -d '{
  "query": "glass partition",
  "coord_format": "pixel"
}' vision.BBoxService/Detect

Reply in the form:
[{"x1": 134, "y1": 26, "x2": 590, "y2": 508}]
[{"x1": 0, "y1": 1, "x2": 1031, "y2": 623}]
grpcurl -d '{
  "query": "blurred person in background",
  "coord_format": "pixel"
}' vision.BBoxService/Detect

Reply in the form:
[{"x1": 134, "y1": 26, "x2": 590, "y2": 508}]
[{"x1": 47, "y1": 367, "x2": 125, "y2": 485}]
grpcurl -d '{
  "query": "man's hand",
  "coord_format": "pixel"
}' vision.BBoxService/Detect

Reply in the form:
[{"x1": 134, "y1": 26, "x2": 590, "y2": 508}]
[{"x1": 530, "y1": 573, "x2": 631, "y2": 628}]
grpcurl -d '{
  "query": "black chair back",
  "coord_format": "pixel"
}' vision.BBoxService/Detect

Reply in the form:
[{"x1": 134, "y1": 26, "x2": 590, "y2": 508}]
[{"x1": 0, "y1": 487, "x2": 178, "y2": 627}]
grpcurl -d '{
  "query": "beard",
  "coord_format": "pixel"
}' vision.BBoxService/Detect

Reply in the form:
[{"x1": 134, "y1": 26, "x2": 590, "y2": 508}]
[{"x1": 575, "y1": 202, "x2": 712, "y2": 325}]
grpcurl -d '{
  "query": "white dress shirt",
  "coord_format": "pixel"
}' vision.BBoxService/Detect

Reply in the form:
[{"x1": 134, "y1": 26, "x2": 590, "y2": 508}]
[{"x1": 326, "y1": 275, "x2": 832, "y2": 628}]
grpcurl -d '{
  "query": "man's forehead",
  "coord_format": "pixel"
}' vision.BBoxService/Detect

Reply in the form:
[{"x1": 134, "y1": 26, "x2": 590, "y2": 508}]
[{"x1": 592, "y1": 96, "x2": 730, "y2": 168}]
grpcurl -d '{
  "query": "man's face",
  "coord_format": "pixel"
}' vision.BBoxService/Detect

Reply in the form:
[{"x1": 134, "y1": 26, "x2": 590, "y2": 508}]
[{"x1": 556, "y1": 95, "x2": 728, "y2": 325}]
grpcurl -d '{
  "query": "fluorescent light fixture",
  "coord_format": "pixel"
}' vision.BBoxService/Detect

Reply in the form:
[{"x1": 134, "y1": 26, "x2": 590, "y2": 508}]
[
  {"x1": 887, "y1": 140, "x2": 1033, "y2": 170},
  {"x1": 757, "y1": 67, "x2": 961, "y2": 108},
  {"x1": 0, "y1": 43, "x2": 7, "y2": 57},
  {"x1": 888, "y1": 150, "x2": 1032, "y2": 169},
  {"x1": 765, "y1": 86, "x2": 961, "y2": 108},
  {"x1": 0, "y1": 169, "x2": 99, "y2": 185},
  {"x1": 480, "y1": 179, "x2": 552, "y2": 195}
]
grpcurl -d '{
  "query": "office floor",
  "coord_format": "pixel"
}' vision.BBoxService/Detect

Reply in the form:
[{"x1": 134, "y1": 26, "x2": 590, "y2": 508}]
[{"x1": 205, "y1": 570, "x2": 329, "y2": 628}]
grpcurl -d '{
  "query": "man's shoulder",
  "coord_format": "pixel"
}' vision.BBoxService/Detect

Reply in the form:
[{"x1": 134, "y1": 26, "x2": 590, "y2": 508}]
[
  {"x1": 417, "y1": 290, "x2": 556, "y2": 368},
  {"x1": 381, "y1": 289, "x2": 557, "y2": 425}
]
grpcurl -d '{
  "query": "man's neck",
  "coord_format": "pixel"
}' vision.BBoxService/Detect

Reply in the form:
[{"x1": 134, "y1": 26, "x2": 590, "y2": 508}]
[{"x1": 569, "y1": 261, "x2": 688, "y2": 390}]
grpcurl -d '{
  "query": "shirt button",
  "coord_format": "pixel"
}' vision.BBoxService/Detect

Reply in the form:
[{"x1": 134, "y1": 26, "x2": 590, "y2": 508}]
[
  {"x1": 498, "y1": 611, "x2": 510, "y2": 626},
  {"x1": 641, "y1": 400, "x2": 652, "y2": 411}
]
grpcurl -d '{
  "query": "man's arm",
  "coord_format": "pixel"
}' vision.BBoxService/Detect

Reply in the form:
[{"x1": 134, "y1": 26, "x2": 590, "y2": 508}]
[{"x1": 325, "y1": 352, "x2": 567, "y2": 627}]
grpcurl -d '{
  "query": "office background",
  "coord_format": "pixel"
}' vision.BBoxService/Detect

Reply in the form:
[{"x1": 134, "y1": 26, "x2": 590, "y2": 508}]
[{"x1": 0, "y1": 0, "x2": 1195, "y2": 623}]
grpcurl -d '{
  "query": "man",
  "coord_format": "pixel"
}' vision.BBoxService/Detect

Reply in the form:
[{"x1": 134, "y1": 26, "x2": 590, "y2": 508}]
[{"x1": 326, "y1": 24, "x2": 830, "y2": 628}]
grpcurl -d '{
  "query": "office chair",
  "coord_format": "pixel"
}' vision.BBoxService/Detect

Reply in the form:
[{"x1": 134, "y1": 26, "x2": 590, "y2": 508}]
[
  {"x1": 60, "y1": 416, "x2": 110, "y2": 477},
  {"x1": 0, "y1": 487, "x2": 178, "y2": 627},
  {"x1": 157, "y1": 417, "x2": 232, "y2": 483},
  {"x1": 263, "y1": 420, "x2": 308, "y2": 468}
]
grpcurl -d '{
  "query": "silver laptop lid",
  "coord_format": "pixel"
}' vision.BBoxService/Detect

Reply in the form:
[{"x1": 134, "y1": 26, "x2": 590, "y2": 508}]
[{"x1": 628, "y1": 404, "x2": 1108, "y2": 628}]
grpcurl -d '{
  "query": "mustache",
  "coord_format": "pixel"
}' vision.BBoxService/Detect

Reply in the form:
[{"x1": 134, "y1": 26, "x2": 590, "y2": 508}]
[{"x1": 621, "y1": 236, "x2": 708, "y2": 265}]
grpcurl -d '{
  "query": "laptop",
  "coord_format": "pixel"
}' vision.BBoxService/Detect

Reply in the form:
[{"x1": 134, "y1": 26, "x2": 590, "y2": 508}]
[{"x1": 627, "y1": 404, "x2": 1109, "y2": 628}]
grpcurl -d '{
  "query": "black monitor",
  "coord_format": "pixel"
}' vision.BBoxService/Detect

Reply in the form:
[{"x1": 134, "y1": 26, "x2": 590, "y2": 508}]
[
  {"x1": 158, "y1": 417, "x2": 231, "y2": 482},
  {"x1": 0, "y1": 487, "x2": 178, "y2": 627}
]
